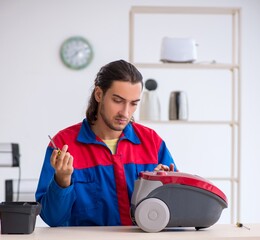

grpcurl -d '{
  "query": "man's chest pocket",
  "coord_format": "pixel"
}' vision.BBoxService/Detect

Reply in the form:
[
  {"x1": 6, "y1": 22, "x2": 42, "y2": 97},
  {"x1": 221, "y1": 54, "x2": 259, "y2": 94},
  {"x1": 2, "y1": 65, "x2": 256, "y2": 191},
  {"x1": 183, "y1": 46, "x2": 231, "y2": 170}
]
[{"x1": 72, "y1": 168, "x2": 99, "y2": 211}]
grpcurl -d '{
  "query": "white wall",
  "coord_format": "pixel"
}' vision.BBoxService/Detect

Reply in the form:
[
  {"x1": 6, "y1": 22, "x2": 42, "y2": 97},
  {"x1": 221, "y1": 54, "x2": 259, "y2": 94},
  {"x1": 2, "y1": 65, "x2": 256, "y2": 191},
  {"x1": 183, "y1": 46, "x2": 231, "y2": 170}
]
[{"x1": 0, "y1": 0, "x2": 260, "y2": 225}]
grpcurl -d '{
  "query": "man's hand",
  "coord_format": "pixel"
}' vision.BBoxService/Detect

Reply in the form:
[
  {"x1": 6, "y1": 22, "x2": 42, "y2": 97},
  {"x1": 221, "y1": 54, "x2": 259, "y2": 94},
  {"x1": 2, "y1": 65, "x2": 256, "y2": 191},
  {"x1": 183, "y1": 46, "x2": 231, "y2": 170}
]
[
  {"x1": 50, "y1": 145, "x2": 74, "y2": 188},
  {"x1": 154, "y1": 163, "x2": 175, "y2": 172}
]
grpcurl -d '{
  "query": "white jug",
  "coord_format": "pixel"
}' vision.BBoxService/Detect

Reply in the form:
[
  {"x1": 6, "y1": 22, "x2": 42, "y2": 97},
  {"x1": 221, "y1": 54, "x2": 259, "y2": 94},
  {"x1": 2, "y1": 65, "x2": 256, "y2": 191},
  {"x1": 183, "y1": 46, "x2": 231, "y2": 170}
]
[{"x1": 139, "y1": 91, "x2": 160, "y2": 121}]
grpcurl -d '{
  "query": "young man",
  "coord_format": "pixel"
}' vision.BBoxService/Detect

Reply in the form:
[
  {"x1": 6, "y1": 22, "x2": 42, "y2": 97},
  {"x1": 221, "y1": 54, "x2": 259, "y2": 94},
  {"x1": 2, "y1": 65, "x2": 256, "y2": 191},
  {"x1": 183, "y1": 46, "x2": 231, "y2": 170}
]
[{"x1": 35, "y1": 59, "x2": 177, "y2": 227}]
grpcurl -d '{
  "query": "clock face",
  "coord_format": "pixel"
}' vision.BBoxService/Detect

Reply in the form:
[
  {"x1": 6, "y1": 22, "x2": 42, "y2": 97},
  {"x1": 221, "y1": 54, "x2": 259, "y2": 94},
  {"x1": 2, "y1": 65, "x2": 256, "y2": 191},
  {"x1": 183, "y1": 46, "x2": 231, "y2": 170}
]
[{"x1": 60, "y1": 36, "x2": 93, "y2": 70}]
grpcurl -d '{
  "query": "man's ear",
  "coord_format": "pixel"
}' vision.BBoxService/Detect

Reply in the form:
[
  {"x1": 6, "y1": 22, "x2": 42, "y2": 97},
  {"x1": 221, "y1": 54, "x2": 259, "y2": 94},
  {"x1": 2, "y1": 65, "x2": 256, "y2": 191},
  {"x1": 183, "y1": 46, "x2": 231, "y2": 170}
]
[{"x1": 94, "y1": 86, "x2": 103, "y2": 102}]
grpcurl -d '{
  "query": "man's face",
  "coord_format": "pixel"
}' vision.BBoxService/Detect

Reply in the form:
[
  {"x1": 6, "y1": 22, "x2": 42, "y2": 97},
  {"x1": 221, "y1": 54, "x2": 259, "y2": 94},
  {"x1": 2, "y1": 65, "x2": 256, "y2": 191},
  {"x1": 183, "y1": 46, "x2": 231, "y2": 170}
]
[{"x1": 97, "y1": 81, "x2": 142, "y2": 132}]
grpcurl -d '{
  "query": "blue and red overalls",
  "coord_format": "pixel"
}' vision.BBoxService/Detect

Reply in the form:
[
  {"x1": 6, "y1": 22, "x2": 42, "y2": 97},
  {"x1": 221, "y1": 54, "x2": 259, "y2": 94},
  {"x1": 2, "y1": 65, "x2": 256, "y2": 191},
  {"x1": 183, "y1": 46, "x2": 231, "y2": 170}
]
[{"x1": 35, "y1": 118, "x2": 177, "y2": 226}]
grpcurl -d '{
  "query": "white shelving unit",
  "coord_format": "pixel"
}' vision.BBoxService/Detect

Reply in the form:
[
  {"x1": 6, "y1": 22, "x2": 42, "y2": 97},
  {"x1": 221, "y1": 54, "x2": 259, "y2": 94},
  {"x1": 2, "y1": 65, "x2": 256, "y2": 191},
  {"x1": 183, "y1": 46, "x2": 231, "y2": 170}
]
[{"x1": 129, "y1": 6, "x2": 241, "y2": 223}]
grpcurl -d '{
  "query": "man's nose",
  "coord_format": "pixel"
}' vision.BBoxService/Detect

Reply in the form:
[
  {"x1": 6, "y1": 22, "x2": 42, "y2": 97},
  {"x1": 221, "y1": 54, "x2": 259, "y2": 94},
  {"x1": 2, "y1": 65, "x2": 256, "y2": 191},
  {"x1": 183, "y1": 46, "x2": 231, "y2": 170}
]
[{"x1": 119, "y1": 104, "x2": 130, "y2": 118}]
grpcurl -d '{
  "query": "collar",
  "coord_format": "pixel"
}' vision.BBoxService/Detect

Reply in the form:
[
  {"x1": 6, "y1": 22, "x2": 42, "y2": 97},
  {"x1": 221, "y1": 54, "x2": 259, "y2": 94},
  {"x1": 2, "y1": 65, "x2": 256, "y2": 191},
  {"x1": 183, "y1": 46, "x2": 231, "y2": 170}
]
[{"x1": 77, "y1": 119, "x2": 141, "y2": 145}]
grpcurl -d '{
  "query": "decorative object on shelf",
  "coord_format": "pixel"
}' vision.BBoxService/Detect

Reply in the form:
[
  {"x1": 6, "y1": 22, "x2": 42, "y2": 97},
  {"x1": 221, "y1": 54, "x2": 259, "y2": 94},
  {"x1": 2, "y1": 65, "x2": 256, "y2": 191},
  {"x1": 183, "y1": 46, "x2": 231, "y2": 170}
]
[
  {"x1": 60, "y1": 36, "x2": 93, "y2": 70},
  {"x1": 169, "y1": 91, "x2": 188, "y2": 120},
  {"x1": 139, "y1": 79, "x2": 160, "y2": 121},
  {"x1": 160, "y1": 37, "x2": 197, "y2": 63}
]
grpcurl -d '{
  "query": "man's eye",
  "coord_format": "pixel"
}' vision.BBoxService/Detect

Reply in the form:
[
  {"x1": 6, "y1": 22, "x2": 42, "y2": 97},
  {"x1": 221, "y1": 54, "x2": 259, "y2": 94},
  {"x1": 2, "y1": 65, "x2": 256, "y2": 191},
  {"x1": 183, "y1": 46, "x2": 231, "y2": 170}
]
[{"x1": 113, "y1": 98, "x2": 122, "y2": 103}]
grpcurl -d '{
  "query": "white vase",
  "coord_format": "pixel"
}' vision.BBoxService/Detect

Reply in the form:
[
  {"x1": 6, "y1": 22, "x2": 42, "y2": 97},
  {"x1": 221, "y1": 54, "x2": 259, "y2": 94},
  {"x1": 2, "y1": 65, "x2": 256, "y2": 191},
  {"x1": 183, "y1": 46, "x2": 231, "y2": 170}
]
[{"x1": 139, "y1": 91, "x2": 160, "y2": 121}]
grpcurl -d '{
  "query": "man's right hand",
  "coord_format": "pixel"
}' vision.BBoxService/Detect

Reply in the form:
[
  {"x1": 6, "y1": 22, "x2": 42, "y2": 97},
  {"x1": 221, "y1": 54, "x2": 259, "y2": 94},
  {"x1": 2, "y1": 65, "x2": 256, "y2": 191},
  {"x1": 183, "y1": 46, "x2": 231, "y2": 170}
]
[{"x1": 50, "y1": 145, "x2": 74, "y2": 188}]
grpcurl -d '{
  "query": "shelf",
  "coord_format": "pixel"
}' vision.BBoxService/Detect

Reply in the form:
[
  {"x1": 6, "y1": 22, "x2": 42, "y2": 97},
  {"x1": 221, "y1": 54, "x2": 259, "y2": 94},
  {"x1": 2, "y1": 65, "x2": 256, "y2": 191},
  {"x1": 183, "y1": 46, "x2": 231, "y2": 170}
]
[
  {"x1": 133, "y1": 63, "x2": 239, "y2": 71},
  {"x1": 137, "y1": 120, "x2": 239, "y2": 126},
  {"x1": 130, "y1": 6, "x2": 241, "y2": 224},
  {"x1": 131, "y1": 6, "x2": 240, "y2": 15},
  {"x1": 207, "y1": 177, "x2": 239, "y2": 182}
]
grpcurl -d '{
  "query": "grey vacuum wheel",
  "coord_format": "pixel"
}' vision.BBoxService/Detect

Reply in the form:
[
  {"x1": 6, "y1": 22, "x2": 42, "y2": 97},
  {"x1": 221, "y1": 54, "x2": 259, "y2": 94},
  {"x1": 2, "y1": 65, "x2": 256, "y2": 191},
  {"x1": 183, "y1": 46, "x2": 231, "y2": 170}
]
[{"x1": 135, "y1": 198, "x2": 170, "y2": 233}]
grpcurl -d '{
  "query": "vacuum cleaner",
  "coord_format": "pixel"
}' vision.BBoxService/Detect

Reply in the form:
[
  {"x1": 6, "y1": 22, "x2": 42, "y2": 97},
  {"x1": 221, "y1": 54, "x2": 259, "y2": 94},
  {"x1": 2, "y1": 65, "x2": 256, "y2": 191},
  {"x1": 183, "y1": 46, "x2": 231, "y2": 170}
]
[{"x1": 131, "y1": 171, "x2": 228, "y2": 232}]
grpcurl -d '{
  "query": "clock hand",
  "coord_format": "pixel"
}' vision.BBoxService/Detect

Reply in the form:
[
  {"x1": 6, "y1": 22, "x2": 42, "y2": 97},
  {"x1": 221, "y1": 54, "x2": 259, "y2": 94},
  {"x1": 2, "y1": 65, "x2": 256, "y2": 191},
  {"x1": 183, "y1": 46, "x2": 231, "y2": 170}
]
[{"x1": 71, "y1": 46, "x2": 89, "y2": 58}]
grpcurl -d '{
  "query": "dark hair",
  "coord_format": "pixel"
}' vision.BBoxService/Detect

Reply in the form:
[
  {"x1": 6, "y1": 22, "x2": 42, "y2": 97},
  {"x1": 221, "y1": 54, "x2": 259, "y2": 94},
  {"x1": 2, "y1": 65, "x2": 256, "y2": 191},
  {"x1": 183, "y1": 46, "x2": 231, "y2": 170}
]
[{"x1": 86, "y1": 59, "x2": 143, "y2": 124}]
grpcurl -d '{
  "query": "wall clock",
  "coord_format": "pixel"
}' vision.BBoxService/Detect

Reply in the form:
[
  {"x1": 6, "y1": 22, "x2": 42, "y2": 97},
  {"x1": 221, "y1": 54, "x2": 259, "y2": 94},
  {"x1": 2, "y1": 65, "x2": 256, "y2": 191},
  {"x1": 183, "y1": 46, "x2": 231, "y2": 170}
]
[{"x1": 60, "y1": 36, "x2": 93, "y2": 70}]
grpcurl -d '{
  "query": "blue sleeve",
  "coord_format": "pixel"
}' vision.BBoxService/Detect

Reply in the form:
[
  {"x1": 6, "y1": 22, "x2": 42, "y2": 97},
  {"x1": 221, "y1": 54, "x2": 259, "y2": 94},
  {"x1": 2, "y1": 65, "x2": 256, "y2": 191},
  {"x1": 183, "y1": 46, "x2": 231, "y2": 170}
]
[
  {"x1": 35, "y1": 147, "x2": 76, "y2": 226},
  {"x1": 158, "y1": 140, "x2": 178, "y2": 171}
]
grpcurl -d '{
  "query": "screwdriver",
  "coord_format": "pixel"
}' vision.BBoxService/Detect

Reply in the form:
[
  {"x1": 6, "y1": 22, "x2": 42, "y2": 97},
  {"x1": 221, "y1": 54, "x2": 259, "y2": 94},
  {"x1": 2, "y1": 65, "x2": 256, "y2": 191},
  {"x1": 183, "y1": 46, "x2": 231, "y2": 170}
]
[
  {"x1": 236, "y1": 222, "x2": 250, "y2": 230},
  {"x1": 48, "y1": 135, "x2": 61, "y2": 156}
]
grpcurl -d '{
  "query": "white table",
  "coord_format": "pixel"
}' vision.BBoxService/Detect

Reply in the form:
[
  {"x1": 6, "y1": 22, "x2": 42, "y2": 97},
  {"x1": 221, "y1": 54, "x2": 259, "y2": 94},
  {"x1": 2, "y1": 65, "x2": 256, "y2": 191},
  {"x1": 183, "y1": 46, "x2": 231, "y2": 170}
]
[{"x1": 0, "y1": 224, "x2": 260, "y2": 240}]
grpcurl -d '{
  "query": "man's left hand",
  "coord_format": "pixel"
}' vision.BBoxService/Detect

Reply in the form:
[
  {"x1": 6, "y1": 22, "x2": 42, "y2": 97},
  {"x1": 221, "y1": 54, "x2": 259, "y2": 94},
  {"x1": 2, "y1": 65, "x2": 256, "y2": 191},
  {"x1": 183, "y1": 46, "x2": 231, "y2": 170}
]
[{"x1": 154, "y1": 163, "x2": 175, "y2": 171}]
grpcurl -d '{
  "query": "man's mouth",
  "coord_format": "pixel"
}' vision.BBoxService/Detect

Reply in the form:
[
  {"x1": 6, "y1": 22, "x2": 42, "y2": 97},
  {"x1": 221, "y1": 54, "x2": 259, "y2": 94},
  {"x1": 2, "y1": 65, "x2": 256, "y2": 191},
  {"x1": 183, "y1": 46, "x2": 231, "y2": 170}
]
[{"x1": 115, "y1": 118, "x2": 128, "y2": 124}]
